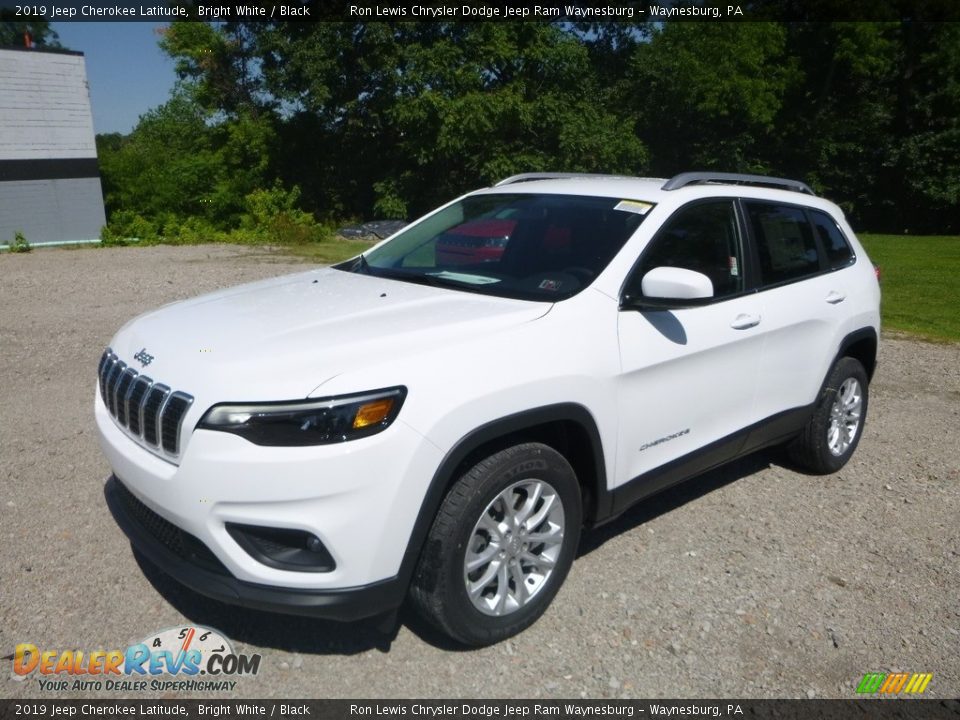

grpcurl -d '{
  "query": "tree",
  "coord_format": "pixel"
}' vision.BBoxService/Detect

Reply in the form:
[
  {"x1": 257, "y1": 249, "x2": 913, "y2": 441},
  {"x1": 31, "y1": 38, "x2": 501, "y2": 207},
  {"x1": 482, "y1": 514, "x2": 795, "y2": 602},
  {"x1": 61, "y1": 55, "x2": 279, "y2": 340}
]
[
  {"x1": 624, "y1": 22, "x2": 795, "y2": 174},
  {"x1": 890, "y1": 22, "x2": 960, "y2": 232},
  {"x1": 98, "y1": 92, "x2": 272, "y2": 229},
  {"x1": 252, "y1": 22, "x2": 647, "y2": 218},
  {"x1": 105, "y1": 19, "x2": 958, "y2": 233},
  {"x1": 158, "y1": 21, "x2": 270, "y2": 117},
  {"x1": 775, "y1": 23, "x2": 899, "y2": 227},
  {"x1": 0, "y1": 18, "x2": 60, "y2": 48}
]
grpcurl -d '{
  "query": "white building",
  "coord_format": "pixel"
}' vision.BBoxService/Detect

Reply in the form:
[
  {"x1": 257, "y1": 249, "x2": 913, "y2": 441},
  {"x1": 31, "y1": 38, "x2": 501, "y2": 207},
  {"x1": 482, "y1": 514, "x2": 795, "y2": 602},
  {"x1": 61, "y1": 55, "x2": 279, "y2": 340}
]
[{"x1": 0, "y1": 46, "x2": 107, "y2": 245}]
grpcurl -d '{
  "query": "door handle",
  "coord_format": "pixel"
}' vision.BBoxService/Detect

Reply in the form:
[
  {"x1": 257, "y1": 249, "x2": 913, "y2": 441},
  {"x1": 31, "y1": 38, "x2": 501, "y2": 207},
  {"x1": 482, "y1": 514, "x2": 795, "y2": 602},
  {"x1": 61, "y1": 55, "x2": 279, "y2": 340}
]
[
  {"x1": 730, "y1": 313, "x2": 761, "y2": 330},
  {"x1": 826, "y1": 291, "x2": 847, "y2": 304}
]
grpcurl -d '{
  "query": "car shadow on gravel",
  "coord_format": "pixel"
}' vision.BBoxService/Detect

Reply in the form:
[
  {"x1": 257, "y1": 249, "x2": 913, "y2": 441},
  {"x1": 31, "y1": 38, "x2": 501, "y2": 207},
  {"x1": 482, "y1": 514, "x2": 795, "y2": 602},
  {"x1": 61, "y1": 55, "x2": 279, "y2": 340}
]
[
  {"x1": 578, "y1": 449, "x2": 777, "y2": 557},
  {"x1": 132, "y1": 549, "x2": 402, "y2": 655},
  {"x1": 131, "y1": 448, "x2": 785, "y2": 656}
]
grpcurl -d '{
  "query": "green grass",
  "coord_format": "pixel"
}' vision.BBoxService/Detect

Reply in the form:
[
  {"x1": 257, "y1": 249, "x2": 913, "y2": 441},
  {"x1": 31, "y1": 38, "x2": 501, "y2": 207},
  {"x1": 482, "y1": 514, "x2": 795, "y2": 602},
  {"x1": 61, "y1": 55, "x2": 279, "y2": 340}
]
[
  {"x1": 280, "y1": 236, "x2": 374, "y2": 264},
  {"x1": 859, "y1": 234, "x2": 960, "y2": 342}
]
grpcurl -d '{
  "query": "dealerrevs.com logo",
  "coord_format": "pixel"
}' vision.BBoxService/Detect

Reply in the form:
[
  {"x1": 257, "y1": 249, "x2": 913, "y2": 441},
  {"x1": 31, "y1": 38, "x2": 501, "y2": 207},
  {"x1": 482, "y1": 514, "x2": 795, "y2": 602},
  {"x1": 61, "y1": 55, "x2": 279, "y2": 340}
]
[{"x1": 11, "y1": 626, "x2": 261, "y2": 693}]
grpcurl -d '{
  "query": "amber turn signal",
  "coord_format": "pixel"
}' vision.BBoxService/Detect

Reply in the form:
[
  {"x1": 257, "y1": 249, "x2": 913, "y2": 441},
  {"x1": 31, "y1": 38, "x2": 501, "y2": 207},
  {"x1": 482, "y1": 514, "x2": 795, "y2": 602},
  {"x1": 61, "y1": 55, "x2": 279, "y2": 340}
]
[{"x1": 353, "y1": 398, "x2": 396, "y2": 429}]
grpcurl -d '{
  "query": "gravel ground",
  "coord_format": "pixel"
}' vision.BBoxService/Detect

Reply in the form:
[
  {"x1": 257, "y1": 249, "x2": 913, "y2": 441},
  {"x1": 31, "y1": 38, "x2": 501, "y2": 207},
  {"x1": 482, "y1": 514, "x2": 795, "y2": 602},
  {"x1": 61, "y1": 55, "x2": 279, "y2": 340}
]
[{"x1": 2, "y1": 244, "x2": 958, "y2": 700}]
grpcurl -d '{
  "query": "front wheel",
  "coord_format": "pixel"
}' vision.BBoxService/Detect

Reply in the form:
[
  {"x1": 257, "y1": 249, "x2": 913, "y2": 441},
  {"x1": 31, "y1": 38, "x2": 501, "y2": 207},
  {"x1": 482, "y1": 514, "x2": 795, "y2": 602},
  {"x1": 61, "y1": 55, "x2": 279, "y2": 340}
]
[
  {"x1": 410, "y1": 442, "x2": 582, "y2": 646},
  {"x1": 789, "y1": 356, "x2": 869, "y2": 474}
]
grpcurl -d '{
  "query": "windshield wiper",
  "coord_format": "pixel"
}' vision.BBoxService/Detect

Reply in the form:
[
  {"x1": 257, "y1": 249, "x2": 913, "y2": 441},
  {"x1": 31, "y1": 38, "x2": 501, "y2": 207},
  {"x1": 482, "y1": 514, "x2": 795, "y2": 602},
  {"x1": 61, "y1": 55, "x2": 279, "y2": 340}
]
[{"x1": 374, "y1": 268, "x2": 449, "y2": 288}]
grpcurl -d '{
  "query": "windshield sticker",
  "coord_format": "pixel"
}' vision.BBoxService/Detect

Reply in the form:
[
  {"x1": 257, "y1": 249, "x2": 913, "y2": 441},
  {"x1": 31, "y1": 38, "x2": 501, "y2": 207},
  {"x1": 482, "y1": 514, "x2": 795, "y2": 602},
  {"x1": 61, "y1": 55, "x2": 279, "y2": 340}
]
[
  {"x1": 428, "y1": 271, "x2": 501, "y2": 285},
  {"x1": 538, "y1": 279, "x2": 563, "y2": 291},
  {"x1": 614, "y1": 200, "x2": 653, "y2": 215}
]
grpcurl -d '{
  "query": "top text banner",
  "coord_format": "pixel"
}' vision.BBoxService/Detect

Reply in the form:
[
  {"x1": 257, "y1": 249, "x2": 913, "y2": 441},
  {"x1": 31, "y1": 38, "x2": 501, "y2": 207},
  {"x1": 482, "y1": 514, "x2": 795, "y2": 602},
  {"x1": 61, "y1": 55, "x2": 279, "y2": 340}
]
[{"x1": 1, "y1": 0, "x2": 958, "y2": 22}]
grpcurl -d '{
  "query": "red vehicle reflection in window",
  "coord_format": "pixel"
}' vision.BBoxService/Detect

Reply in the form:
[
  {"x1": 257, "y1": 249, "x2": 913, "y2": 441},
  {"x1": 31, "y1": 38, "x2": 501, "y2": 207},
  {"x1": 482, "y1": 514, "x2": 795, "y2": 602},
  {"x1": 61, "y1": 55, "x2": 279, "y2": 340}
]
[{"x1": 435, "y1": 218, "x2": 516, "y2": 265}]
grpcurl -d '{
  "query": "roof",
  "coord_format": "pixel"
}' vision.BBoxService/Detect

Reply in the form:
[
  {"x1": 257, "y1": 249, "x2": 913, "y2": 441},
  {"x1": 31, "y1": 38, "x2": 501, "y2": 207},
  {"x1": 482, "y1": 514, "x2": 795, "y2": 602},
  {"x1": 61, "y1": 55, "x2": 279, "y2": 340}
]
[
  {"x1": 475, "y1": 171, "x2": 843, "y2": 216},
  {"x1": 0, "y1": 45, "x2": 84, "y2": 57}
]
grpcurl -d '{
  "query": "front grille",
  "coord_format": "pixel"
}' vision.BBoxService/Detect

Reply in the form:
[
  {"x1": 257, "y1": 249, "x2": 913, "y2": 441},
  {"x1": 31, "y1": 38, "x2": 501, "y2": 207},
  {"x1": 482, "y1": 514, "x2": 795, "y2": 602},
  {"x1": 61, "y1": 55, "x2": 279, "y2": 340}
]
[
  {"x1": 114, "y1": 479, "x2": 228, "y2": 576},
  {"x1": 98, "y1": 348, "x2": 194, "y2": 459}
]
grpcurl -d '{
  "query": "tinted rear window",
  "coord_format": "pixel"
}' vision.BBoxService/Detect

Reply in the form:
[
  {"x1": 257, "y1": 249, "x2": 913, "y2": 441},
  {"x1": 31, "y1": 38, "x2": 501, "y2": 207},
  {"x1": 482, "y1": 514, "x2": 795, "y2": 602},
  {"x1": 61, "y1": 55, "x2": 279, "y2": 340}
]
[
  {"x1": 746, "y1": 202, "x2": 820, "y2": 285},
  {"x1": 810, "y1": 209, "x2": 855, "y2": 269}
]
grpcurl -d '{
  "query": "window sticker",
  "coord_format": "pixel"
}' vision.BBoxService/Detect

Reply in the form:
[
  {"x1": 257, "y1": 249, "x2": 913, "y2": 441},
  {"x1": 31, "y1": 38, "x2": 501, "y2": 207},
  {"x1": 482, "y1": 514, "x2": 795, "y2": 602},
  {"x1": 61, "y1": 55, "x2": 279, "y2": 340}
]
[
  {"x1": 729, "y1": 256, "x2": 739, "y2": 277},
  {"x1": 614, "y1": 200, "x2": 653, "y2": 215},
  {"x1": 538, "y1": 279, "x2": 563, "y2": 291}
]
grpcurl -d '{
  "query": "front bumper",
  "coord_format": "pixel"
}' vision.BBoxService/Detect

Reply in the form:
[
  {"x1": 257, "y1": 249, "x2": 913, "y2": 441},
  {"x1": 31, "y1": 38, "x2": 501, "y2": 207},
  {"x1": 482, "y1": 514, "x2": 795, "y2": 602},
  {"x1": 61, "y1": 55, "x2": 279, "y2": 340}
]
[
  {"x1": 105, "y1": 476, "x2": 403, "y2": 620},
  {"x1": 95, "y1": 385, "x2": 444, "y2": 617}
]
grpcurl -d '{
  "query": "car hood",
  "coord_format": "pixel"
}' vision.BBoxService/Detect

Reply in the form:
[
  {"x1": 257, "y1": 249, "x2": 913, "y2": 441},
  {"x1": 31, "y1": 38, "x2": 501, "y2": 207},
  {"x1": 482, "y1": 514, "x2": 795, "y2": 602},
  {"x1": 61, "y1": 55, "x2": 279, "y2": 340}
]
[{"x1": 108, "y1": 267, "x2": 550, "y2": 402}]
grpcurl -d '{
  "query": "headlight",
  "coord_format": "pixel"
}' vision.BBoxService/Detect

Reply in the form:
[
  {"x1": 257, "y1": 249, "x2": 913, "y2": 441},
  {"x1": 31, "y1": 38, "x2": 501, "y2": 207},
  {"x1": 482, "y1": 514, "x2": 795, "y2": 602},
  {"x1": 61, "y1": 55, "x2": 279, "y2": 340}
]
[{"x1": 197, "y1": 387, "x2": 406, "y2": 446}]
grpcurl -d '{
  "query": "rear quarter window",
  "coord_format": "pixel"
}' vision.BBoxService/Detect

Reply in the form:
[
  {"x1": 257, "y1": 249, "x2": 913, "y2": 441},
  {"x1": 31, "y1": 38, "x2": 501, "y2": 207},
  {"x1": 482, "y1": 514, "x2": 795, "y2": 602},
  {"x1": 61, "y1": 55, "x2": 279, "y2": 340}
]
[{"x1": 810, "y1": 209, "x2": 855, "y2": 269}]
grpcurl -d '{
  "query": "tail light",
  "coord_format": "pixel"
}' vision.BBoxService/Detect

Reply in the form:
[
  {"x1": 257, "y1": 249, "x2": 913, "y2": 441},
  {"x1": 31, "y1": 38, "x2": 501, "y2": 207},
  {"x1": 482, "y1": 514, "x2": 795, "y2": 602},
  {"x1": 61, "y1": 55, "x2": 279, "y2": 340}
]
[{"x1": 873, "y1": 264, "x2": 881, "y2": 282}]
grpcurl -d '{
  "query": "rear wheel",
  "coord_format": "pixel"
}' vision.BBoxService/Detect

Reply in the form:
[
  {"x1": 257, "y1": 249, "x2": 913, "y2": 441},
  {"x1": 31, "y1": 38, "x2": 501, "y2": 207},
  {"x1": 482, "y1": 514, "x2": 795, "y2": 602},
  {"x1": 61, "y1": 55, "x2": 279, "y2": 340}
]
[
  {"x1": 410, "y1": 442, "x2": 582, "y2": 646},
  {"x1": 789, "y1": 357, "x2": 869, "y2": 474}
]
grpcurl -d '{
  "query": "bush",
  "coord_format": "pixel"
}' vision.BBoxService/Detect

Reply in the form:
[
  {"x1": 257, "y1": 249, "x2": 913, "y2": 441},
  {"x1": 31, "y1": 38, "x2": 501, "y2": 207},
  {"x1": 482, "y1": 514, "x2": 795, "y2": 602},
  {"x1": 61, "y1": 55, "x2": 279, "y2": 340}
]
[
  {"x1": 372, "y1": 180, "x2": 408, "y2": 221},
  {"x1": 100, "y1": 182, "x2": 340, "y2": 248},
  {"x1": 8, "y1": 231, "x2": 31, "y2": 253},
  {"x1": 241, "y1": 184, "x2": 319, "y2": 244},
  {"x1": 101, "y1": 211, "x2": 157, "y2": 244}
]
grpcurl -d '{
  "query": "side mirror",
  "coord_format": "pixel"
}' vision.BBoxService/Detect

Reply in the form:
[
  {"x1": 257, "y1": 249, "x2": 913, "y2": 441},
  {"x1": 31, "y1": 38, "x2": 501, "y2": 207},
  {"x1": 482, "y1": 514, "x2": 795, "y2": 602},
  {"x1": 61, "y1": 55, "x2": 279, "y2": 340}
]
[
  {"x1": 622, "y1": 267, "x2": 714, "y2": 310},
  {"x1": 642, "y1": 267, "x2": 713, "y2": 299}
]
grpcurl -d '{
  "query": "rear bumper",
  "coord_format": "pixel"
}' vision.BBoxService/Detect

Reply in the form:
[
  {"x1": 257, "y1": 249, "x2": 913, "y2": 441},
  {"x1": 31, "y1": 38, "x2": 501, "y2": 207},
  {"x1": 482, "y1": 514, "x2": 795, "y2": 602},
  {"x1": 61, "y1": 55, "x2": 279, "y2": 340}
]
[{"x1": 105, "y1": 476, "x2": 405, "y2": 621}]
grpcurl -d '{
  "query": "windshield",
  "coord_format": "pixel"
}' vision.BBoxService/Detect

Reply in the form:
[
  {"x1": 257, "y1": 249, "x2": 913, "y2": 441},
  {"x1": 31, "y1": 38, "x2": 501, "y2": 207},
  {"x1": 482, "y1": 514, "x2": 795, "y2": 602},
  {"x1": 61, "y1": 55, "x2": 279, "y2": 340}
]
[{"x1": 338, "y1": 193, "x2": 653, "y2": 301}]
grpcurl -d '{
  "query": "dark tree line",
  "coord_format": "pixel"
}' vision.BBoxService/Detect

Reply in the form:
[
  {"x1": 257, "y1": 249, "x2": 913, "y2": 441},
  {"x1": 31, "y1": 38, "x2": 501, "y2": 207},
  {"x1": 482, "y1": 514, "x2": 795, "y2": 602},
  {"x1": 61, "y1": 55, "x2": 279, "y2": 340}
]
[{"x1": 94, "y1": 20, "x2": 959, "y2": 235}]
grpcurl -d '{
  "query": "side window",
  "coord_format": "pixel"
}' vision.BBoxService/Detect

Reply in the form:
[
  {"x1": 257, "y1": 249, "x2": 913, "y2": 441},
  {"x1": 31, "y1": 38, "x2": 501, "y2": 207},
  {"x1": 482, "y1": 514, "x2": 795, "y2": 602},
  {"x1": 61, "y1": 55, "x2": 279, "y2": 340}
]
[
  {"x1": 626, "y1": 200, "x2": 744, "y2": 300},
  {"x1": 810, "y1": 209, "x2": 854, "y2": 269},
  {"x1": 746, "y1": 202, "x2": 820, "y2": 285}
]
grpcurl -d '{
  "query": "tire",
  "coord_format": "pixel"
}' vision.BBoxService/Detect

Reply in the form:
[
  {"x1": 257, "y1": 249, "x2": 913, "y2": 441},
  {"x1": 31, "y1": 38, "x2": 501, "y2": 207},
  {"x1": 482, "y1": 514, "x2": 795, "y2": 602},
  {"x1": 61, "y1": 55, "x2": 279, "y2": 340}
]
[
  {"x1": 788, "y1": 356, "x2": 869, "y2": 474},
  {"x1": 410, "y1": 442, "x2": 582, "y2": 646}
]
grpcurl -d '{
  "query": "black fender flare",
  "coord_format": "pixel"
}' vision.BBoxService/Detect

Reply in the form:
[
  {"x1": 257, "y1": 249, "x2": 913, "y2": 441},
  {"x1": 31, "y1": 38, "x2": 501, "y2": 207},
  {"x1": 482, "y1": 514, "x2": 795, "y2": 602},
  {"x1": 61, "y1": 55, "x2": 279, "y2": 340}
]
[
  {"x1": 393, "y1": 403, "x2": 607, "y2": 592},
  {"x1": 835, "y1": 326, "x2": 879, "y2": 381}
]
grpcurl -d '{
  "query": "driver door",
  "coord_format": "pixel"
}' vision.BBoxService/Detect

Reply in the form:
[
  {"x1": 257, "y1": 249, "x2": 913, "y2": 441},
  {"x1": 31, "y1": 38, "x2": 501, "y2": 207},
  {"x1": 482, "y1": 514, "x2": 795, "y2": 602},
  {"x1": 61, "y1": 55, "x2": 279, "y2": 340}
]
[{"x1": 614, "y1": 199, "x2": 763, "y2": 496}]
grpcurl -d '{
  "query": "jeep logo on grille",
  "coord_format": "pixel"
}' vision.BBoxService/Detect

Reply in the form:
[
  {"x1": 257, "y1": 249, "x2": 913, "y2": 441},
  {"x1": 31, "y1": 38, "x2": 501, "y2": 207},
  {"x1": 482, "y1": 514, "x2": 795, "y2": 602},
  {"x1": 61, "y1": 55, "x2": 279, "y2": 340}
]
[{"x1": 133, "y1": 348, "x2": 155, "y2": 367}]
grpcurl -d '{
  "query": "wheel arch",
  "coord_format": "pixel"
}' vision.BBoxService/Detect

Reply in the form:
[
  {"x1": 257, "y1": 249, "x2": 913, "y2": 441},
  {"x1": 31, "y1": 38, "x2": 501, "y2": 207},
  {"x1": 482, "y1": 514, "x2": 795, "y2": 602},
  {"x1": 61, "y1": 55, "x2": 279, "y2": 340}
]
[
  {"x1": 395, "y1": 403, "x2": 608, "y2": 591},
  {"x1": 837, "y1": 327, "x2": 878, "y2": 382}
]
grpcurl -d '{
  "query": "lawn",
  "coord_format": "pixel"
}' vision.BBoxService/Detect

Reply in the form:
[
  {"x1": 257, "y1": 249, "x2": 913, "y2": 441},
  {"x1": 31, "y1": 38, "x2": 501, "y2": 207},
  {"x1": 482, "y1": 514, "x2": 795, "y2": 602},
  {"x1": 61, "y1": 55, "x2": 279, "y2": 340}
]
[
  {"x1": 859, "y1": 234, "x2": 960, "y2": 342},
  {"x1": 283, "y1": 235, "x2": 374, "y2": 265}
]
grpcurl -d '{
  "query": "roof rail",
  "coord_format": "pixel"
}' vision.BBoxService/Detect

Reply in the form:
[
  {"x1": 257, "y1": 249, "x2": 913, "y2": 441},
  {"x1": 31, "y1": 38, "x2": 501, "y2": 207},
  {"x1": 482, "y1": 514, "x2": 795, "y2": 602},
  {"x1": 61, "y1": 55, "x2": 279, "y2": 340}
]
[
  {"x1": 495, "y1": 172, "x2": 619, "y2": 187},
  {"x1": 662, "y1": 172, "x2": 815, "y2": 195}
]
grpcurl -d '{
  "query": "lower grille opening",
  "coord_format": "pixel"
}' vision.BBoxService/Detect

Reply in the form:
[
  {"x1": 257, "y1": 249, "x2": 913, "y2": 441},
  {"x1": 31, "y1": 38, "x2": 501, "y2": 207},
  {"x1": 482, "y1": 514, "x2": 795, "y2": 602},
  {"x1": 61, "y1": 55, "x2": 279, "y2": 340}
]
[
  {"x1": 113, "y1": 480, "x2": 228, "y2": 576},
  {"x1": 226, "y1": 523, "x2": 336, "y2": 573}
]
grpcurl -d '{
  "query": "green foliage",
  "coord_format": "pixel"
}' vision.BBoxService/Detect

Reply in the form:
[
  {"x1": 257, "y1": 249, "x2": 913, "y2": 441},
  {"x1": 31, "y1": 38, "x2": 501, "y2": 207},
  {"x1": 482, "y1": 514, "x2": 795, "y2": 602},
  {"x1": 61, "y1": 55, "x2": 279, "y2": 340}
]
[
  {"x1": 774, "y1": 23, "x2": 900, "y2": 226},
  {"x1": 101, "y1": 182, "x2": 332, "y2": 248},
  {"x1": 8, "y1": 231, "x2": 31, "y2": 253},
  {"x1": 372, "y1": 181, "x2": 408, "y2": 221},
  {"x1": 889, "y1": 23, "x2": 960, "y2": 233},
  {"x1": 99, "y1": 18, "x2": 960, "y2": 256},
  {"x1": 98, "y1": 92, "x2": 275, "y2": 229},
  {"x1": 626, "y1": 23, "x2": 795, "y2": 173},
  {"x1": 241, "y1": 185, "x2": 321, "y2": 244},
  {"x1": 859, "y1": 234, "x2": 960, "y2": 341},
  {"x1": 251, "y1": 23, "x2": 646, "y2": 217},
  {"x1": 0, "y1": 19, "x2": 60, "y2": 48},
  {"x1": 158, "y1": 22, "x2": 270, "y2": 116}
]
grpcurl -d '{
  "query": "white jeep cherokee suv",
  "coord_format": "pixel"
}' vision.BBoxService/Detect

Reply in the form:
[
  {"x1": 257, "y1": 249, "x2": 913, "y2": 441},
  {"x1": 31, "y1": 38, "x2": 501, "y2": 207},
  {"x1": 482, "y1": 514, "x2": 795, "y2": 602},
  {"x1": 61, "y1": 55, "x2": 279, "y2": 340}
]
[{"x1": 97, "y1": 172, "x2": 880, "y2": 646}]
